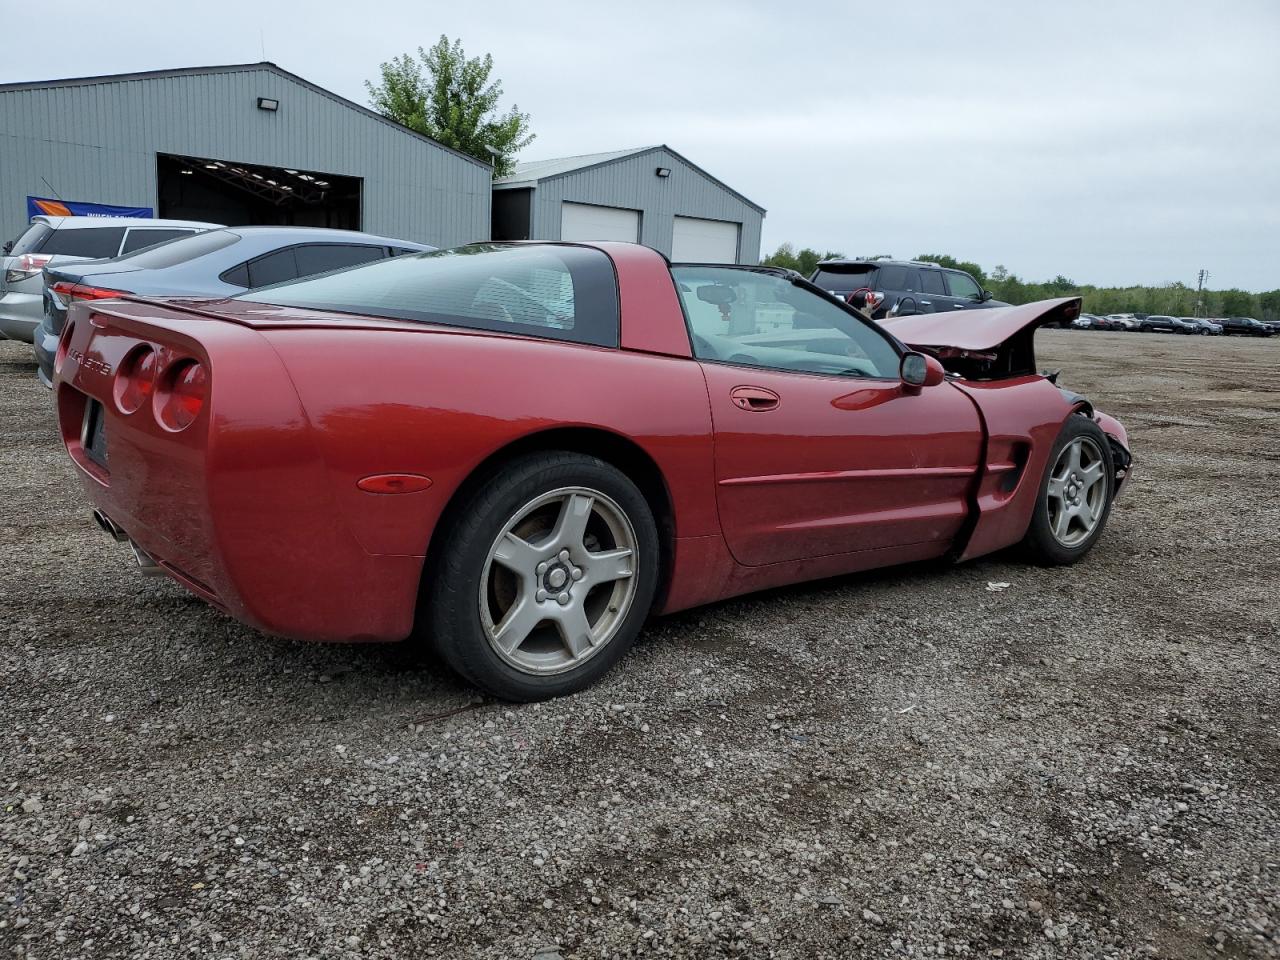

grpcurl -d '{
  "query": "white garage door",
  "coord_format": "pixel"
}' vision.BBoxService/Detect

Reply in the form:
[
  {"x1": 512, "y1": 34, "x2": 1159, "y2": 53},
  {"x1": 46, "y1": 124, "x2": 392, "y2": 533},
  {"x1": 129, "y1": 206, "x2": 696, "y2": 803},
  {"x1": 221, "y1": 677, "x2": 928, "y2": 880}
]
[
  {"x1": 672, "y1": 216, "x2": 740, "y2": 263},
  {"x1": 560, "y1": 202, "x2": 640, "y2": 242}
]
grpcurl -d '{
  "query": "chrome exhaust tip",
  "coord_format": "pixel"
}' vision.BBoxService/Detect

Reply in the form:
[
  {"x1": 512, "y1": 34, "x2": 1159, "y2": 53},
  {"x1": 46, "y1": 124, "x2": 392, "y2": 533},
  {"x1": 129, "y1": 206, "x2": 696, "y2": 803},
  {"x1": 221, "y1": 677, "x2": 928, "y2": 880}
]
[
  {"x1": 129, "y1": 540, "x2": 164, "y2": 576},
  {"x1": 92, "y1": 510, "x2": 128, "y2": 542}
]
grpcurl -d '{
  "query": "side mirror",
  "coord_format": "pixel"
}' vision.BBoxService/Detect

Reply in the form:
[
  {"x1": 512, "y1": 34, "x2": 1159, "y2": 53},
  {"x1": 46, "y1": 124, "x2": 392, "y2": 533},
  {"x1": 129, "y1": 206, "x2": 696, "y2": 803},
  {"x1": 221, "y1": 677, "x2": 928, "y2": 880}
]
[
  {"x1": 901, "y1": 351, "x2": 946, "y2": 388},
  {"x1": 980, "y1": 289, "x2": 994, "y2": 302},
  {"x1": 2, "y1": 240, "x2": 11, "y2": 254}
]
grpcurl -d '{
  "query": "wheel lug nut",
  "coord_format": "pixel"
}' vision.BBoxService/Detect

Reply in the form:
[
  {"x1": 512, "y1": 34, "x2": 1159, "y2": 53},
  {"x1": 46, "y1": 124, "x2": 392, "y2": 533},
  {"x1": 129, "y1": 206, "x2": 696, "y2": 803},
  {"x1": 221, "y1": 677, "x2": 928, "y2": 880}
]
[
  {"x1": 536, "y1": 589, "x2": 548, "y2": 602},
  {"x1": 571, "y1": 567, "x2": 583, "y2": 581},
  {"x1": 536, "y1": 562, "x2": 548, "y2": 575},
  {"x1": 558, "y1": 549, "x2": 570, "y2": 562},
  {"x1": 557, "y1": 592, "x2": 570, "y2": 605}
]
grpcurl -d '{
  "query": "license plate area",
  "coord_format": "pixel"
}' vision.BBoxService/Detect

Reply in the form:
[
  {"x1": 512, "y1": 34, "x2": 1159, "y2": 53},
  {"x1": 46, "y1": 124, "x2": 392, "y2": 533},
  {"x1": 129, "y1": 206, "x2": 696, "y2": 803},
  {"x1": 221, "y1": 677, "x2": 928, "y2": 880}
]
[{"x1": 82, "y1": 397, "x2": 108, "y2": 467}]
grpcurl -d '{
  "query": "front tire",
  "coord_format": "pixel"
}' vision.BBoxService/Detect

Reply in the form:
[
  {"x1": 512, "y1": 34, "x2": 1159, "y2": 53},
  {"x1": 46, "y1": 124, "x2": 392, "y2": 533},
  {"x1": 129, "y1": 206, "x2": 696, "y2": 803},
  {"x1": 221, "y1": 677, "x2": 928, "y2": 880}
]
[
  {"x1": 427, "y1": 452, "x2": 660, "y2": 701},
  {"x1": 1020, "y1": 416, "x2": 1115, "y2": 565}
]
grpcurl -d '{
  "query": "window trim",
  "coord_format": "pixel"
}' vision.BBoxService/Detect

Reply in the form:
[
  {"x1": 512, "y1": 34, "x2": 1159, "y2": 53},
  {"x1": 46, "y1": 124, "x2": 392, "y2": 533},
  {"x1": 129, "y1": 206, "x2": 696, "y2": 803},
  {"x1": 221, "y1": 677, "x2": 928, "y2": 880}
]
[{"x1": 669, "y1": 263, "x2": 906, "y2": 382}]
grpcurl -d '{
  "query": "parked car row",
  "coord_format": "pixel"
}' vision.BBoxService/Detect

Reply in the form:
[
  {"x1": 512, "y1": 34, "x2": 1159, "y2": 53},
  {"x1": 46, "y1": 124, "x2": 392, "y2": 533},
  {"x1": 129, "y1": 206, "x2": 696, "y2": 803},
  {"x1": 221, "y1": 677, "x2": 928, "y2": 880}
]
[
  {"x1": 0, "y1": 215, "x2": 435, "y2": 385},
  {"x1": 1071, "y1": 313, "x2": 1275, "y2": 337}
]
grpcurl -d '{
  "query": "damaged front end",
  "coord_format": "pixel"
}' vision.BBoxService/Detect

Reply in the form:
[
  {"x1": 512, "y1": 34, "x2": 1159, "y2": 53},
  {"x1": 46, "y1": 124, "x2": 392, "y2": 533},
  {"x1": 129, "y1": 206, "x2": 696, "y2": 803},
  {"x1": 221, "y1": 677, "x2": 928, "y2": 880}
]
[
  {"x1": 882, "y1": 297, "x2": 1133, "y2": 496},
  {"x1": 881, "y1": 297, "x2": 1082, "y2": 381}
]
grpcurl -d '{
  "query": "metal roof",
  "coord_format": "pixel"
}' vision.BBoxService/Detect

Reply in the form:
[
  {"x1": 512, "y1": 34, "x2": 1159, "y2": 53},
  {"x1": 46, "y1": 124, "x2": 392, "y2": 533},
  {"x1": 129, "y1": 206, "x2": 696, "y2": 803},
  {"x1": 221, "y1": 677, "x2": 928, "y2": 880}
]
[
  {"x1": 0, "y1": 62, "x2": 490, "y2": 170},
  {"x1": 495, "y1": 147, "x2": 657, "y2": 185},
  {"x1": 495, "y1": 144, "x2": 764, "y2": 214}
]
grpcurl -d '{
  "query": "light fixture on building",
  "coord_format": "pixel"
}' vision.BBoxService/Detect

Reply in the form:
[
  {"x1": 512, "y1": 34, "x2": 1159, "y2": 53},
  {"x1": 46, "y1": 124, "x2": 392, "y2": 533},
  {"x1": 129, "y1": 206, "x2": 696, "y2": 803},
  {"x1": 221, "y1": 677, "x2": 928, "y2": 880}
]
[
  {"x1": 180, "y1": 168, "x2": 193, "y2": 175},
  {"x1": 257, "y1": 97, "x2": 280, "y2": 112},
  {"x1": 655, "y1": 167, "x2": 671, "y2": 178}
]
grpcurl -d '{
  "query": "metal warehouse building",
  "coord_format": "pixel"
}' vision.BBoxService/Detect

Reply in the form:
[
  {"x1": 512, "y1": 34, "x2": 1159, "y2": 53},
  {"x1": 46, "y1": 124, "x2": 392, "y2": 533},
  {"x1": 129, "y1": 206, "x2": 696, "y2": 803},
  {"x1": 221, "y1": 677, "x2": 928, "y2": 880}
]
[
  {"x1": 492, "y1": 146, "x2": 765, "y2": 264},
  {"x1": 0, "y1": 62, "x2": 491, "y2": 249}
]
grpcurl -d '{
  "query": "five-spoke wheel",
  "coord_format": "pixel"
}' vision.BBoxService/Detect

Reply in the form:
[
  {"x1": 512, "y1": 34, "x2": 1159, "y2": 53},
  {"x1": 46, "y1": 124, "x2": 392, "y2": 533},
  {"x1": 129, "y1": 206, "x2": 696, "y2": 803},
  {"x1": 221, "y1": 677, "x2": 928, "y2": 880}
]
[
  {"x1": 428, "y1": 452, "x2": 658, "y2": 701},
  {"x1": 1021, "y1": 416, "x2": 1116, "y2": 565},
  {"x1": 480, "y1": 487, "x2": 640, "y2": 675},
  {"x1": 1044, "y1": 436, "x2": 1108, "y2": 548}
]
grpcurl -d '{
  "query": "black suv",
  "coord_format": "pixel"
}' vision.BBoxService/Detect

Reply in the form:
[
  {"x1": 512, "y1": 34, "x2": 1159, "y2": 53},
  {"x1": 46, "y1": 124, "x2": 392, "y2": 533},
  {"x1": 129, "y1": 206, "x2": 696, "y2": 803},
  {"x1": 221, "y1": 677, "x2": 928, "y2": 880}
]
[
  {"x1": 810, "y1": 259, "x2": 1007, "y2": 319},
  {"x1": 1219, "y1": 316, "x2": 1274, "y2": 337},
  {"x1": 1139, "y1": 315, "x2": 1197, "y2": 334}
]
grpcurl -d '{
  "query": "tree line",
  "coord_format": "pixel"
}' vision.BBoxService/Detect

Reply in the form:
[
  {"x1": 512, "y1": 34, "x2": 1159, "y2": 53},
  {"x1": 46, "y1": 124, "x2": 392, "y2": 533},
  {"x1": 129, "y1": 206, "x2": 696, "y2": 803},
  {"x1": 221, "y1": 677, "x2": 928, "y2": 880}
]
[{"x1": 762, "y1": 244, "x2": 1279, "y2": 322}]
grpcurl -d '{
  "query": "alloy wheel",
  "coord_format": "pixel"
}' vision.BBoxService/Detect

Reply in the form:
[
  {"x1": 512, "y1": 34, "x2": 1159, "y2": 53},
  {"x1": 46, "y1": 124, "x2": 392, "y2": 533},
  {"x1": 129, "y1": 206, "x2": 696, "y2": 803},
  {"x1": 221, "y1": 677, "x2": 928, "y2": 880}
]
[
  {"x1": 478, "y1": 487, "x2": 639, "y2": 675},
  {"x1": 1045, "y1": 436, "x2": 1108, "y2": 548}
]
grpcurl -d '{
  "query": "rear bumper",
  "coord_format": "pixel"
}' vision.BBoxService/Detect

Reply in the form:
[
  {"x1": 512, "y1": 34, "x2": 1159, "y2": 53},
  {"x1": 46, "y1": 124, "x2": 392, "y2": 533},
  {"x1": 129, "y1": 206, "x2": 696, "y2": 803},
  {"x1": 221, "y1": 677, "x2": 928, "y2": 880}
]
[
  {"x1": 0, "y1": 291, "x2": 43, "y2": 343},
  {"x1": 33, "y1": 319, "x2": 56, "y2": 388},
  {"x1": 55, "y1": 307, "x2": 426, "y2": 645}
]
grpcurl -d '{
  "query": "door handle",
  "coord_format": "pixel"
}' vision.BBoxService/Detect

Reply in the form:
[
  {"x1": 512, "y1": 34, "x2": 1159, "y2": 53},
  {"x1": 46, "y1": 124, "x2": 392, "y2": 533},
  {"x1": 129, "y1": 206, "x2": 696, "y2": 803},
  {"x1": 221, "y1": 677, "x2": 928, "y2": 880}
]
[{"x1": 730, "y1": 385, "x2": 780, "y2": 411}]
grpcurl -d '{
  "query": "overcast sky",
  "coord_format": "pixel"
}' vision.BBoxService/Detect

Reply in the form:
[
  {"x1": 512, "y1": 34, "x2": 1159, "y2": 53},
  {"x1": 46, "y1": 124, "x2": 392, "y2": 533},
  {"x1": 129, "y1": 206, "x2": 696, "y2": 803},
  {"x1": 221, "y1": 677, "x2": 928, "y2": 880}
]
[{"x1": 3, "y1": 0, "x2": 1277, "y2": 290}]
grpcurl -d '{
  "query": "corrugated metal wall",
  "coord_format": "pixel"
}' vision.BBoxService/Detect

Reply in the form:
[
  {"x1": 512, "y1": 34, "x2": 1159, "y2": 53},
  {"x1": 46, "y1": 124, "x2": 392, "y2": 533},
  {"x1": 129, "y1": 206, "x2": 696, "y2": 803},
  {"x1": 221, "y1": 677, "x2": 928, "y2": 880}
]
[
  {"x1": 522, "y1": 147, "x2": 763, "y2": 263},
  {"x1": 0, "y1": 66, "x2": 491, "y2": 248}
]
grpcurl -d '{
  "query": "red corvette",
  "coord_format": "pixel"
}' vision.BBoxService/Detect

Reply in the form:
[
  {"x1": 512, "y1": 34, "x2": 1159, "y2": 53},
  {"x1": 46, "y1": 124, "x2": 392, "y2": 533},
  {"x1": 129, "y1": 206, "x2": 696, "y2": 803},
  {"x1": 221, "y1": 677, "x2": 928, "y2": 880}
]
[{"x1": 55, "y1": 242, "x2": 1132, "y2": 701}]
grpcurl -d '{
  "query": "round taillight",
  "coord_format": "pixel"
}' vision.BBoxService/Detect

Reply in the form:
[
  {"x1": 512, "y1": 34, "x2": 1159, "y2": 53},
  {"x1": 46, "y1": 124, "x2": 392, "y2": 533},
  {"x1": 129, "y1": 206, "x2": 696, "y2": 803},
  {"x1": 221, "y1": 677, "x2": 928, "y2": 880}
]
[
  {"x1": 154, "y1": 359, "x2": 208, "y2": 431},
  {"x1": 113, "y1": 346, "x2": 157, "y2": 414}
]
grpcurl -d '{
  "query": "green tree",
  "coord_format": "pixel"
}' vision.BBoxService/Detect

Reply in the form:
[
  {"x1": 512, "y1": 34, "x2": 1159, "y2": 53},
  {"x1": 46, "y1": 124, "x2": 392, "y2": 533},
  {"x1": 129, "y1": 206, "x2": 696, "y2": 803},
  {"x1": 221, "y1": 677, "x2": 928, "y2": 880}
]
[
  {"x1": 366, "y1": 36, "x2": 534, "y2": 177},
  {"x1": 761, "y1": 243, "x2": 844, "y2": 276}
]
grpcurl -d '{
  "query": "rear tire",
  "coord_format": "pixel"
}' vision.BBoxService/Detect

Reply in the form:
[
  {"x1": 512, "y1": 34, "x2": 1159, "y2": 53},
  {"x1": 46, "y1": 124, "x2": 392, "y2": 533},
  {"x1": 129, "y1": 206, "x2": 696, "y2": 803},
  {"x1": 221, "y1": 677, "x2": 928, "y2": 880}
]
[
  {"x1": 427, "y1": 452, "x2": 659, "y2": 702},
  {"x1": 1020, "y1": 416, "x2": 1116, "y2": 566}
]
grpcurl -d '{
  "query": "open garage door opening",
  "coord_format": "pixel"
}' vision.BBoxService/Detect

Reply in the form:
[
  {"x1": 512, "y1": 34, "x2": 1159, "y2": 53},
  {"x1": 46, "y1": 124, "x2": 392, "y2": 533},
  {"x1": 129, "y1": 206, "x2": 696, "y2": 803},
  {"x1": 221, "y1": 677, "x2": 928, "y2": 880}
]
[{"x1": 157, "y1": 154, "x2": 361, "y2": 229}]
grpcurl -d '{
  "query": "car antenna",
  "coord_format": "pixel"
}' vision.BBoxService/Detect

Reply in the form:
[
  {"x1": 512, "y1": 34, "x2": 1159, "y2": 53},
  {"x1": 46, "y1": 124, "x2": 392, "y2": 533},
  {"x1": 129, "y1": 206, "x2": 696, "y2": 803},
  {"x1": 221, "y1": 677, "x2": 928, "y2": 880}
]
[{"x1": 40, "y1": 177, "x2": 64, "y2": 201}]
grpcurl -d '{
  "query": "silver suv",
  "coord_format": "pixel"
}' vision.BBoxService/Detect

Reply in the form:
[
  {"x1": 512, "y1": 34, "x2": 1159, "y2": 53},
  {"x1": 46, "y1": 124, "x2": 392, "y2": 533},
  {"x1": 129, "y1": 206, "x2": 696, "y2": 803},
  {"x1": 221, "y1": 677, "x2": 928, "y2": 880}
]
[{"x1": 1, "y1": 215, "x2": 219, "y2": 343}]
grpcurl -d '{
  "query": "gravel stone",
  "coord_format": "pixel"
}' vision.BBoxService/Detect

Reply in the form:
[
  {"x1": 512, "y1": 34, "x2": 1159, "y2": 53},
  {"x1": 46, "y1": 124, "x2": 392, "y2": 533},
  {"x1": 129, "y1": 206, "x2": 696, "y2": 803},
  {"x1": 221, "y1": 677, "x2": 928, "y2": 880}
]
[{"x1": 1, "y1": 333, "x2": 1278, "y2": 958}]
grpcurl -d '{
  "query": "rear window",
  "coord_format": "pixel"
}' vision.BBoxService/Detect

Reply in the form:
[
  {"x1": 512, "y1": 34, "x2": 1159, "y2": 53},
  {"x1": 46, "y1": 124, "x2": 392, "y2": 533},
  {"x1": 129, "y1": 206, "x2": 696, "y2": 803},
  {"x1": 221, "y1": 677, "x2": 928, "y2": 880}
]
[
  {"x1": 114, "y1": 229, "x2": 240, "y2": 269},
  {"x1": 238, "y1": 243, "x2": 620, "y2": 348},
  {"x1": 39, "y1": 226, "x2": 127, "y2": 259},
  {"x1": 811, "y1": 264, "x2": 877, "y2": 295},
  {"x1": 7, "y1": 222, "x2": 53, "y2": 256},
  {"x1": 120, "y1": 227, "x2": 199, "y2": 255}
]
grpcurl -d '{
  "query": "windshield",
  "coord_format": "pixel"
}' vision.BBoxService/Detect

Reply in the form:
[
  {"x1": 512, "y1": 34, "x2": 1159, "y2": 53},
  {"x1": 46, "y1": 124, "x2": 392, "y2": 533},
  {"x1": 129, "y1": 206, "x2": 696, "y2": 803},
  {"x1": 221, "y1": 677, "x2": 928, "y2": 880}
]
[{"x1": 237, "y1": 244, "x2": 620, "y2": 348}]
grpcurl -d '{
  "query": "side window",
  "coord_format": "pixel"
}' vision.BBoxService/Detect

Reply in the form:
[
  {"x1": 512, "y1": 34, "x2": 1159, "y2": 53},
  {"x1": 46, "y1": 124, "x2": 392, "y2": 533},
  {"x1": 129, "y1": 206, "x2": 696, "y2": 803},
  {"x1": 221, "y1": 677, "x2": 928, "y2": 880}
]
[
  {"x1": 945, "y1": 270, "x2": 982, "y2": 300},
  {"x1": 292, "y1": 243, "x2": 386, "y2": 278},
  {"x1": 238, "y1": 244, "x2": 619, "y2": 347},
  {"x1": 220, "y1": 263, "x2": 250, "y2": 287},
  {"x1": 120, "y1": 228, "x2": 196, "y2": 255},
  {"x1": 39, "y1": 226, "x2": 128, "y2": 259},
  {"x1": 880, "y1": 265, "x2": 921, "y2": 292},
  {"x1": 920, "y1": 270, "x2": 947, "y2": 296},
  {"x1": 246, "y1": 249, "x2": 299, "y2": 288},
  {"x1": 671, "y1": 266, "x2": 900, "y2": 379}
]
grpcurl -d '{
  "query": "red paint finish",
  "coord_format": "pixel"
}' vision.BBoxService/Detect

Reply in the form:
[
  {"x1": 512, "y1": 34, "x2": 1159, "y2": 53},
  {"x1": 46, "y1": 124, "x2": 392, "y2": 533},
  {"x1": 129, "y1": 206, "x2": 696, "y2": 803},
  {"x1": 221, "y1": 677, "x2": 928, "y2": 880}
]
[
  {"x1": 700, "y1": 362, "x2": 983, "y2": 566},
  {"x1": 53, "y1": 243, "x2": 1132, "y2": 647}
]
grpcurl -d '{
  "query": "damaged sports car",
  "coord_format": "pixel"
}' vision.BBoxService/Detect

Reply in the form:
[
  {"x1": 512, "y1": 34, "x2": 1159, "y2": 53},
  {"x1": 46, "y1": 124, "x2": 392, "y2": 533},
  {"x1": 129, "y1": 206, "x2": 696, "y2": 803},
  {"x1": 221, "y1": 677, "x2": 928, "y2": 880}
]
[{"x1": 53, "y1": 244, "x2": 1132, "y2": 701}]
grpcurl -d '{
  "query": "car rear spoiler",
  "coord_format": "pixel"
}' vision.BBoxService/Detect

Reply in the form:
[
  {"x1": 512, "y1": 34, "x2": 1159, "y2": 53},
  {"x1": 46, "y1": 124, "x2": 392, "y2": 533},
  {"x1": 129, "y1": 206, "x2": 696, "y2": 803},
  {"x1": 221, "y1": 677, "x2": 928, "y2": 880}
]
[{"x1": 879, "y1": 297, "x2": 1082, "y2": 381}]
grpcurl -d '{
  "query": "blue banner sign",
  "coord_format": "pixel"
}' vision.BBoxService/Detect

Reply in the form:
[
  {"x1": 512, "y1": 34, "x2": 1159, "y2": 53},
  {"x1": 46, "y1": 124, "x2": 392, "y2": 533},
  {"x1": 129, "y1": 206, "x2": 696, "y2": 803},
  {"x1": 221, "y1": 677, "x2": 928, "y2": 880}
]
[{"x1": 27, "y1": 196, "x2": 153, "y2": 220}]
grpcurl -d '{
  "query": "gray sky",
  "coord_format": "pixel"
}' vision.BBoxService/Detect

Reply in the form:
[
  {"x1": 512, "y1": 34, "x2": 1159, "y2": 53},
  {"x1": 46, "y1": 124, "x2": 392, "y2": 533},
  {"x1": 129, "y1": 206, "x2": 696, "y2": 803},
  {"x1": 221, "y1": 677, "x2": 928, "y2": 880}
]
[{"x1": 3, "y1": 0, "x2": 1277, "y2": 290}]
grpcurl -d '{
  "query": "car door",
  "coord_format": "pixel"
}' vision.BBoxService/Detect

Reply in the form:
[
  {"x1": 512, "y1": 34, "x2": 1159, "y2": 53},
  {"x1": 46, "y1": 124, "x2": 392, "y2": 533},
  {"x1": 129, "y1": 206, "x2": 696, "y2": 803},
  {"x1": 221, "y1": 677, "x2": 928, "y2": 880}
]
[
  {"x1": 919, "y1": 267, "x2": 957, "y2": 313},
  {"x1": 943, "y1": 270, "x2": 986, "y2": 310},
  {"x1": 670, "y1": 265, "x2": 984, "y2": 567}
]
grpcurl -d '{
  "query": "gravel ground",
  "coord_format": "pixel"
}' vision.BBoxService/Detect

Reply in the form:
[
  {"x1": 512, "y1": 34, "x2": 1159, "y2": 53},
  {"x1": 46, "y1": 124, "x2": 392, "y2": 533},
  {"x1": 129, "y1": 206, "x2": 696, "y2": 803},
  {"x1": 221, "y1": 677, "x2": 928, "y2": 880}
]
[{"x1": 1, "y1": 330, "x2": 1277, "y2": 959}]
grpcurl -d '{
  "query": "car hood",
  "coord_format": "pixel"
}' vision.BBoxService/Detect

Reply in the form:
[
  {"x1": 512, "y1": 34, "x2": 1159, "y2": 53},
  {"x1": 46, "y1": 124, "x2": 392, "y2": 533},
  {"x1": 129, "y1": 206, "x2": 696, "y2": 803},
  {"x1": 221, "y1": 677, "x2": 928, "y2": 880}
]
[{"x1": 881, "y1": 297, "x2": 1081, "y2": 352}]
